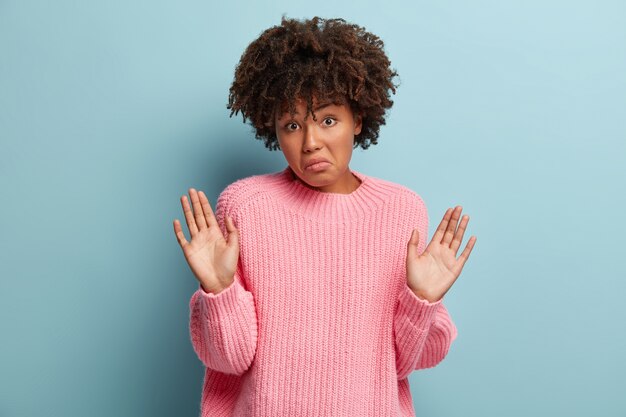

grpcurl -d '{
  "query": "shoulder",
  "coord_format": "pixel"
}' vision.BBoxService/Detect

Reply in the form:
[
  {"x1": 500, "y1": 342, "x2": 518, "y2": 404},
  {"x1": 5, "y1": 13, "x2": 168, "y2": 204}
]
[
  {"x1": 216, "y1": 171, "x2": 280, "y2": 215},
  {"x1": 362, "y1": 172, "x2": 430, "y2": 232},
  {"x1": 361, "y1": 171, "x2": 428, "y2": 211}
]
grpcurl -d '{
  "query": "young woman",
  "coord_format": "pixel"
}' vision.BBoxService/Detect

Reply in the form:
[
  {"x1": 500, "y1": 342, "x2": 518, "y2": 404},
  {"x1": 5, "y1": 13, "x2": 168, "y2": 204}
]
[{"x1": 173, "y1": 16, "x2": 476, "y2": 417}]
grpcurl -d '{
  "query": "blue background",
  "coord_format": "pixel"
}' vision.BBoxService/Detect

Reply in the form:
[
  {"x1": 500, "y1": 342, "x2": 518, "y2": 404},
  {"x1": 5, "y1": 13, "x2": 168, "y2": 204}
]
[{"x1": 1, "y1": 1, "x2": 625, "y2": 416}]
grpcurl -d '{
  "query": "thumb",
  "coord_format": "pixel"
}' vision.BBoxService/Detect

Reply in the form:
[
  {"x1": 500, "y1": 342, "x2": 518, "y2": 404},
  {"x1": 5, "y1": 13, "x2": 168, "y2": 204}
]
[
  {"x1": 225, "y1": 215, "x2": 240, "y2": 248},
  {"x1": 407, "y1": 228, "x2": 420, "y2": 258}
]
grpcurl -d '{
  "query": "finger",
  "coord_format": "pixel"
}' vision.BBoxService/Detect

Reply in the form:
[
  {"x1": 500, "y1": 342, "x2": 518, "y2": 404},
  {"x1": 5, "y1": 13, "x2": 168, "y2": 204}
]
[
  {"x1": 450, "y1": 214, "x2": 470, "y2": 256},
  {"x1": 432, "y1": 208, "x2": 453, "y2": 243},
  {"x1": 181, "y1": 195, "x2": 198, "y2": 236},
  {"x1": 189, "y1": 188, "x2": 208, "y2": 229},
  {"x1": 198, "y1": 191, "x2": 219, "y2": 229},
  {"x1": 454, "y1": 236, "x2": 477, "y2": 274},
  {"x1": 173, "y1": 219, "x2": 189, "y2": 247},
  {"x1": 406, "y1": 228, "x2": 420, "y2": 259},
  {"x1": 225, "y1": 215, "x2": 240, "y2": 248},
  {"x1": 442, "y1": 206, "x2": 462, "y2": 246}
]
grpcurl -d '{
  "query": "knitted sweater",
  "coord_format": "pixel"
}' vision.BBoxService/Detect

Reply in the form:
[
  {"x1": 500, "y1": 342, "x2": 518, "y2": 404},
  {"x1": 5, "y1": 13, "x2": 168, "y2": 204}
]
[{"x1": 188, "y1": 165, "x2": 458, "y2": 417}]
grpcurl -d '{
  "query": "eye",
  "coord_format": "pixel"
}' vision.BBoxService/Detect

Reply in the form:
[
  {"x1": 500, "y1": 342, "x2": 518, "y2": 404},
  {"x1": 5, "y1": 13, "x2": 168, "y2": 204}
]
[
  {"x1": 285, "y1": 122, "x2": 299, "y2": 132},
  {"x1": 323, "y1": 117, "x2": 337, "y2": 127}
]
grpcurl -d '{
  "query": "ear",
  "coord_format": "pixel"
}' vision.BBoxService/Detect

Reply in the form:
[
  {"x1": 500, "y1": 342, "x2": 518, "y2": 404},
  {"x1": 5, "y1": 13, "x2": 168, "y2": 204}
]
[{"x1": 354, "y1": 113, "x2": 363, "y2": 135}]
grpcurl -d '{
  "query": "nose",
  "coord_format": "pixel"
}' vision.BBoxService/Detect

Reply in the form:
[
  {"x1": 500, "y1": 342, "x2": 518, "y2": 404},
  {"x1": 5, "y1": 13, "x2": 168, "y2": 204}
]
[{"x1": 302, "y1": 123, "x2": 322, "y2": 153}]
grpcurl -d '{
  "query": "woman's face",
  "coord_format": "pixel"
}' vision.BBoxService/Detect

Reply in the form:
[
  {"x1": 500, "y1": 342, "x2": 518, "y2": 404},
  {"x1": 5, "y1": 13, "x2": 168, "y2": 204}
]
[{"x1": 275, "y1": 97, "x2": 363, "y2": 194}]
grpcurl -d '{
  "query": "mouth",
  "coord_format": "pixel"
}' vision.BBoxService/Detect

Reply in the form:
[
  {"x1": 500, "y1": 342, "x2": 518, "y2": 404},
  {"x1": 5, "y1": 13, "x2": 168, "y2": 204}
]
[
  {"x1": 304, "y1": 157, "x2": 331, "y2": 169},
  {"x1": 304, "y1": 161, "x2": 332, "y2": 172},
  {"x1": 303, "y1": 157, "x2": 332, "y2": 173}
]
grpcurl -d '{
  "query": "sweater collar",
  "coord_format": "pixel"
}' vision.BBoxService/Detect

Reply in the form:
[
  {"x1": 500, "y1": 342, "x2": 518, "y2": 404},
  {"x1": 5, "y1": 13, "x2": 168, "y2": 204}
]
[{"x1": 270, "y1": 165, "x2": 388, "y2": 223}]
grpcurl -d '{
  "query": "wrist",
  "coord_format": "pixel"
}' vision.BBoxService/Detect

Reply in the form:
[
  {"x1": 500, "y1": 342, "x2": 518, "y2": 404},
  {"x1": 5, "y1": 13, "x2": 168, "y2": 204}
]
[
  {"x1": 201, "y1": 282, "x2": 225, "y2": 295},
  {"x1": 408, "y1": 285, "x2": 439, "y2": 303}
]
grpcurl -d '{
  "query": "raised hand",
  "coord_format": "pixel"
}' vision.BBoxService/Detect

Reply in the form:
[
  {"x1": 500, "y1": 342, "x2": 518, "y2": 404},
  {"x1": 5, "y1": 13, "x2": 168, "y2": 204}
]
[
  {"x1": 173, "y1": 188, "x2": 240, "y2": 294},
  {"x1": 406, "y1": 206, "x2": 477, "y2": 303}
]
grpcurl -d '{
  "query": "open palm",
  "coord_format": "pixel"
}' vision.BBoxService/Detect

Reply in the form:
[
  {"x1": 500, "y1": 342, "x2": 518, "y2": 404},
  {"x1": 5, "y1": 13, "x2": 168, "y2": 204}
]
[
  {"x1": 406, "y1": 206, "x2": 477, "y2": 303},
  {"x1": 173, "y1": 188, "x2": 239, "y2": 294}
]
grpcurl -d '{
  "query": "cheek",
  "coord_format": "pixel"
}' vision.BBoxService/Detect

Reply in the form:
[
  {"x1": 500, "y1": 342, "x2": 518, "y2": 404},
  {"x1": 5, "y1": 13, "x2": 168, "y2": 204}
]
[{"x1": 278, "y1": 141, "x2": 298, "y2": 160}]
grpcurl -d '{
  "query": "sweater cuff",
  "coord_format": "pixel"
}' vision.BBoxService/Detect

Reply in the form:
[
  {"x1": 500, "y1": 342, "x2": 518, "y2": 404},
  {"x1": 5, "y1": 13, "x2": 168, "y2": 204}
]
[
  {"x1": 397, "y1": 284, "x2": 442, "y2": 329},
  {"x1": 197, "y1": 279, "x2": 247, "y2": 322}
]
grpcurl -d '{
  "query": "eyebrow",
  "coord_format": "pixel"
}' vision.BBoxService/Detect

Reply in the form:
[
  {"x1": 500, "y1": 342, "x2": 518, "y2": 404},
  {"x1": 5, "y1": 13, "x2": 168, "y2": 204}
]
[
  {"x1": 277, "y1": 102, "x2": 338, "y2": 121},
  {"x1": 313, "y1": 103, "x2": 334, "y2": 111}
]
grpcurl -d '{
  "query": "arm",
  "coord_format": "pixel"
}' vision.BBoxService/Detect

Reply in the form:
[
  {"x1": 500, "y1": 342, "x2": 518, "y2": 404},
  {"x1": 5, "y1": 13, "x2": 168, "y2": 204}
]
[
  {"x1": 189, "y1": 272, "x2": 258, "y2": 375},
  {"x1": 394, "y1": 284, "x2": 457, "y2": 380},
  {"x1": 394, "y1": 191, "x2": 471, "y2": 380},
  {"x1": 188, "y1": 186, "x2": 258, "y2": 375}
]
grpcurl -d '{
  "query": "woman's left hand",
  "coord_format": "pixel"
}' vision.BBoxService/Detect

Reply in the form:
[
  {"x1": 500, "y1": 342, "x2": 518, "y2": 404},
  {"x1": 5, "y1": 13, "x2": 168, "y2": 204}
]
[{"x1": 406, "y1": 206, "x2": 477, "y2": 303}]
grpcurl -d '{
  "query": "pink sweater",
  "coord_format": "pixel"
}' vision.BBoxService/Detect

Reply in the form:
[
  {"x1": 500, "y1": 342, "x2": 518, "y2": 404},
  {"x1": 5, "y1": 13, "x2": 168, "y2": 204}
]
[{"x1": 188, "y1": 166, "x2": 458, "y2": 416}]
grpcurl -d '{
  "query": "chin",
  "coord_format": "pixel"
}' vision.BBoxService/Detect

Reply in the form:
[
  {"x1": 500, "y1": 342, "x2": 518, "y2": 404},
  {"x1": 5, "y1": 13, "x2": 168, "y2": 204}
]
[{"x1": 298, "y1": 172, "x2": 331, "y2": 187}]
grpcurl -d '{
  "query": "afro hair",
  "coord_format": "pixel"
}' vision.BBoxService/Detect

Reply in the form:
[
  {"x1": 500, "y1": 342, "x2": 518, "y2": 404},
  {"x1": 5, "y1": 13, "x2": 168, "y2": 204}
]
[{"x1": 227, "y1": 15, "x2": 400, "y2": 151}]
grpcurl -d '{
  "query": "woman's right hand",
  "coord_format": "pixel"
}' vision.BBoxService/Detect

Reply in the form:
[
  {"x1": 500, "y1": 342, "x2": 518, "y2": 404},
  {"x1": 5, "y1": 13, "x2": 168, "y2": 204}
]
[{"x1": 173, "y1": 188, "x2": 240, "y2": 294}]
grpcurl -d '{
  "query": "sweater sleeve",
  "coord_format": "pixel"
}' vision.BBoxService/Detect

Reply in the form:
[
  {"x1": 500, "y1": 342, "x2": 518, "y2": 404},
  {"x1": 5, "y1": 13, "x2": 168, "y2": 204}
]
[
  {"x1": 393, "y1": 191, "x2": 458, "y2": 380},
  {"x1": 393, "y1": 285, "x2": 458, "y2": 380},
  {"x1": 188, "y1": 184, "x2": 258, "y2": 375}
]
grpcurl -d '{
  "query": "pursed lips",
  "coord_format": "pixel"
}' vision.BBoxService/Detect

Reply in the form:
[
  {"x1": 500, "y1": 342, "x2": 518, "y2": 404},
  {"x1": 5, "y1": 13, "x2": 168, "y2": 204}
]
[{"x1": 304, "y1": 157, "x2": 331, "y2": 168}]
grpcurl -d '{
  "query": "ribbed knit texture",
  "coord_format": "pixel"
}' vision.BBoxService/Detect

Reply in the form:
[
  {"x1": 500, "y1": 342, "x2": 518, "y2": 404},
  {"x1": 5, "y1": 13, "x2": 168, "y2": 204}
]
[{"x1": 188, "y1": 166, "x2": 458, "y2": 417}]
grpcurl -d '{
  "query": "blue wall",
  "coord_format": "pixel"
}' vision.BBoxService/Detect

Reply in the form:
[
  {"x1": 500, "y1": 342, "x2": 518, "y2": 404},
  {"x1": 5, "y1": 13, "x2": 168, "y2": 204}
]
[{"x1": 1, "y1": 1, "x2": 625, "y2": 416}]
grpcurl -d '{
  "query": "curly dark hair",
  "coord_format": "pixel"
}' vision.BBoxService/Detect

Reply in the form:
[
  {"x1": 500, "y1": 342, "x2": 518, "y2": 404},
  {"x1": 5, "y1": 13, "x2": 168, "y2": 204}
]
[{"x1": 227, "y1": 15, "x2": 400, "y2": 151}]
